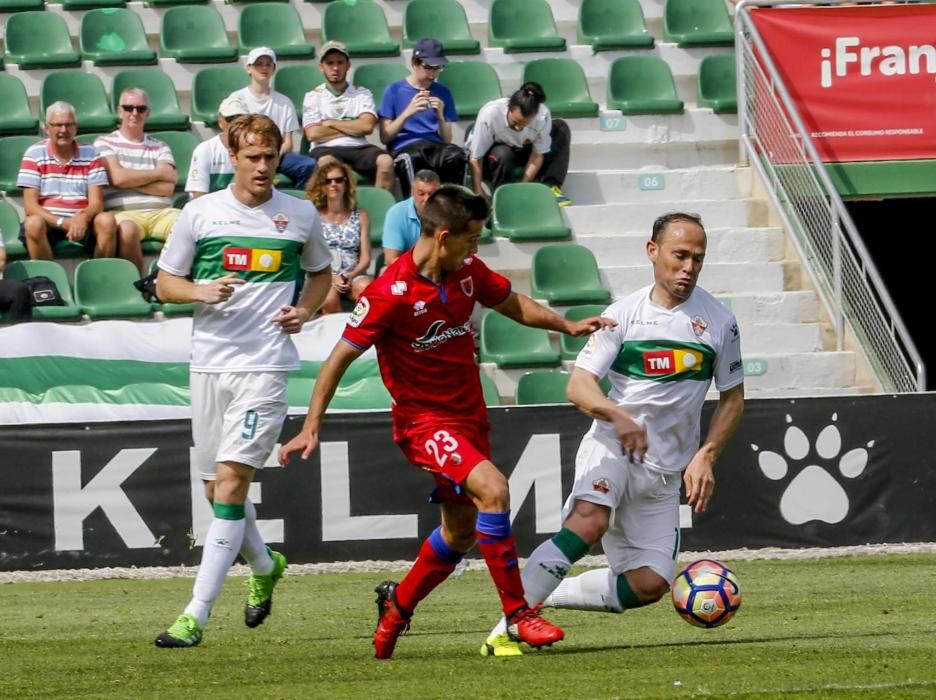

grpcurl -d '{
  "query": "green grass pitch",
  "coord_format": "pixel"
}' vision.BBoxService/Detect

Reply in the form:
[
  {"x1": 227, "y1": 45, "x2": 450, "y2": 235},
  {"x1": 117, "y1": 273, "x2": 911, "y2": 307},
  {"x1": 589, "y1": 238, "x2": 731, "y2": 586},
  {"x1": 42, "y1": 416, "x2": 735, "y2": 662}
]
[{"x1": 2, "y1": 554, "x2": 935, "y2": 698}]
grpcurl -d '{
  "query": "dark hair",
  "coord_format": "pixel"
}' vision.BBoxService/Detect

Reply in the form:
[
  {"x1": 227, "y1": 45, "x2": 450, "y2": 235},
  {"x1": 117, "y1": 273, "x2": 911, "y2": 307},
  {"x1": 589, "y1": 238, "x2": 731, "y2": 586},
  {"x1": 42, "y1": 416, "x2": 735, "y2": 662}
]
[
  {"x1": 508, "y1": 81, "x2": 547, "y2": 118},
  {"x1": 420, "y1": 185, "x2": 489, "y2": 237},
  {"x1": 227, "y1": 114, "x2": 283, "y2": 155},
  {"x1": 413, "y1": 169, "x2": 441, "y2": 186},
  {"x1": 651, "y1": 212, "x2": 705, "y2": 243}
]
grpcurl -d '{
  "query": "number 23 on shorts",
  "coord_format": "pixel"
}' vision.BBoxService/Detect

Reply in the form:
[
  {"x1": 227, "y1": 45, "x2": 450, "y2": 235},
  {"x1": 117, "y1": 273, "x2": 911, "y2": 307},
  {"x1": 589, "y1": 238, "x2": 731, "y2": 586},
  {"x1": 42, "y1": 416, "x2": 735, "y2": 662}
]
[{"x1": 424, "y1": 429, "x2": 459, "y2": 467}]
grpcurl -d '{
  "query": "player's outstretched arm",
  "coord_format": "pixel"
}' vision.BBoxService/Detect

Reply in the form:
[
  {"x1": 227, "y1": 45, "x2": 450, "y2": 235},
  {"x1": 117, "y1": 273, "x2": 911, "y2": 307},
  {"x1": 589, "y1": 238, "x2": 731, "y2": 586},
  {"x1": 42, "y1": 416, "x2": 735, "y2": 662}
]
[
  {"x1": 567, "y1": 367, "x2": 647, "y2": 463},
  {"x1": 156, "y1": 270, "x2": 244, "y2": 305},
  {"x1": 684, "y1": 382, "x2": 745, "y2": 513},
  {"x1": 493, "y1": 292, "x2": 616, "y2": 335},
  {"x1": 278, "y1": 339, "x2": 363, "y2": 465}
]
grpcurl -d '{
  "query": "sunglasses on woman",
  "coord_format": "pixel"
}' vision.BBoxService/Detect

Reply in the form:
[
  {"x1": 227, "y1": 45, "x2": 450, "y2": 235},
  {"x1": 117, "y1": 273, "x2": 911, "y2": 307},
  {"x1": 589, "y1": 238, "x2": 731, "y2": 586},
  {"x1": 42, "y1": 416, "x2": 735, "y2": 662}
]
[{"x1": 325, "y1": 176, "x2": 347, "y2": 184}]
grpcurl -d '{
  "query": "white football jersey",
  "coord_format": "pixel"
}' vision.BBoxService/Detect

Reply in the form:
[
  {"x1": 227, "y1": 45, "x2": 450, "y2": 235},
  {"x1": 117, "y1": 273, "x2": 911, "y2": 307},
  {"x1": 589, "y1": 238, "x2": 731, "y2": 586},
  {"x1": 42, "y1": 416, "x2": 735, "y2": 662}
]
[
  {"x1": 158, "y1": 187, "x2": 331, "y2": 372},
  {"x1": 575, "y1": 284, "x2": 744, "y2": 473}
]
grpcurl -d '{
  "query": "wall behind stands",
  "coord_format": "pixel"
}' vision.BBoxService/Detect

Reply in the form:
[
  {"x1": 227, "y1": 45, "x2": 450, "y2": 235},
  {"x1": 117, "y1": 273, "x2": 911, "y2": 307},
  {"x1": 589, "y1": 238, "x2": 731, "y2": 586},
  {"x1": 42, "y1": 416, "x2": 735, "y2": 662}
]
[{"x1": 2, "y1": 395, "x2": 935, "y2": 571}]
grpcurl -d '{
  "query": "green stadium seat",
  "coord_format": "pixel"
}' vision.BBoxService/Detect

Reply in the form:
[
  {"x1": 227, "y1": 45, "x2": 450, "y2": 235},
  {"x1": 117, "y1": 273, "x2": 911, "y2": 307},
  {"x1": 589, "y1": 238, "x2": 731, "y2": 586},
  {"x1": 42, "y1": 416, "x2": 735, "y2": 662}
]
[
  {"x1": 607, "y1": 56, "x2": 684, "y2": 115},
  {"x1": 160, "y1": 5, "x2": 238, "y2": 63},
  {"x1": 5, "y1": 12, "x2": 81, "y2": 68},
  {"x1": 278, "y1": 188, "x2": 306, "y2": 199},
  {"x1": 74, "y1": 258, "x2": 153, "y2": 319},
  {"x1": 515, "y1": 369, "x2": 570, "y2": 405},
  {"x1": 698, "y1": 54, "x2": 738, "y2": 114},
  {"x1": 238, "y1": 4, "x2": 315, "y2": 60},
  {"x1": 4, "y1": 260, "x2": 83, "y2": 320},
  {"x1": 150, "y1": 130, "x2": 199, "y2": 189},
  {"x1": 191, "y1": 66, "x2": 250, "y2": 126},
  {"x1": 145, "y1": 259, "x2": 194, "y2": 314},
  {"x1": 0, "y1": 201, "x2": 26, "y2": 260},
  {"x1": 480, "y1": 311, "x2": 560, "y2": 368},
  {"x1": 0, "y1": 135, "x2": 37, "y2": 194},
  {"x1": 522, "y1": 59, "x2": 599, "y2": 118},
  {"x1": 531, "y1": 244, "x2": 610, "y2": 305},
  {"x1": 488, "y1": 0, "x2": 566, "y2": 54},
  {"x1": 322, "y1": 0, "x2": 400, "y2": 58},
  {"x1": 560, "y1": 304, "x2": 608, "y2": 360},
  {"x1": 351, "y1": 63, "x2": 408, "y2": 110},
  {"x1": 578, "y1": 0, "x2": 654, "y2": 51},
  {"x1": 356, "y1": 186, "x2": 396, "y2": 247},
  {"x1": 146, "y1": 0, "x2": 209, "y2": 6},
  {"x1": 80, "y1": 8, "x2": 157, "y2": 66},
  {"x1": 403, "y1": 0, "x2": 480, "y2": 55},
  {"x1": 0, "y1": 75, "x2": 40, "y2": 136},
  {"x1": 41, "y1": 72, "x2": 119, "y2": 133},
  {"x1": 272, "y1": 65, "x2": 326, "y2": 117},
  {"x1": 63, "y1": 0, "x2": 124, "y2": 8},
  {"x1": 437, "y1": 61, "x2": 502, "y2": 119},
  {"x1": 663, "y1": 0, "x2": 734, "y2": 47},
  {"x1": 480, "y1": 370, "x2": 501, "y2": 406},
  {"x1": 287, "y1": 360, "x2": 392, "y2": 410},
  {"x1": 0, "y1": 0, "x2": 44, "y2": 10},
  {"x1": 112, "y1": 70, "x2": 190, "y2": 130},
  {"x1": 492, "y1": 183, "x2": 570, "y2": 241}
]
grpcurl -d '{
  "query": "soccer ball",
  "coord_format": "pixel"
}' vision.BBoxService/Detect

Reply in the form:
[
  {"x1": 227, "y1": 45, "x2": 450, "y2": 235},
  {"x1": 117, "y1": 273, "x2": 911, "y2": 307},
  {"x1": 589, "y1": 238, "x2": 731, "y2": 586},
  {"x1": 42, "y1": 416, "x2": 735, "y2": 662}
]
[{"x1": 671, "y1": 559, "x2": 742, "y2": 628}]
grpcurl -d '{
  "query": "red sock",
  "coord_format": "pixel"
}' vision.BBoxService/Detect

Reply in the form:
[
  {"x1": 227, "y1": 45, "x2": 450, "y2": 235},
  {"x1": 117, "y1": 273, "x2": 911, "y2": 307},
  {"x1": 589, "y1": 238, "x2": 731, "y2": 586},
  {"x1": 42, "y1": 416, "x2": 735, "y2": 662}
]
[
  {"x1": 394, "y1": 528, "x2": 461, "y2": 613},
  {"x1": 476, "y1": 529, "x2": 526, "y2": 617}
]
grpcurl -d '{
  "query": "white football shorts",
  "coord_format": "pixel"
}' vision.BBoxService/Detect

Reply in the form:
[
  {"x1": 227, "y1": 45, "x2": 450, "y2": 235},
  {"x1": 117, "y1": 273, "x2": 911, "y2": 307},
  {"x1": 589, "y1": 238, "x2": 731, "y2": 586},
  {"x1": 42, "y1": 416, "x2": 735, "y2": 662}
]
[
  {"x1": 190, "y1": 371, "x2": 288, "y2": 480},
  {"x1": 563, "y1": 430, "x2": 682, "y2": 582}
]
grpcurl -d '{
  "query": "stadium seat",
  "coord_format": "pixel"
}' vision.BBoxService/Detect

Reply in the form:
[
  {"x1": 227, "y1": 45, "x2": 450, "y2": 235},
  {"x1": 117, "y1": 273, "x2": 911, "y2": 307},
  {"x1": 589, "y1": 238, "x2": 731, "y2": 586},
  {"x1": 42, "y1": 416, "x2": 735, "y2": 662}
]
[
  {"x1": 488, "y1": 0, "x2": 566, "y2": 54},
  {"x1": 403, "y1": 0, "x2": 480, "y2": 55},
  {"x1": 160, "y1": 5, "x2": 238, "y2": 63},
  {"x1": 63, "y1": 0, "x2": 124, "y2": 9},
  {"x1": 287, "y1": 360, "x2": 392, "y2": 410},
  {"x1": 480, "y1": 311, "x2": 560, "y2": 368},
  {"x1": 145, "y1": 260, "x2": 194, "y2": 314},
  {"x1": 607, "y1": 56, "x2": 684, "y2": 115},
  {"x1": 238, "y1": 4, "x2": 315, "y2": 60},
  {"x1": 272, "y1": 65, "x2": 326, "y2": 117},
  {"x1": 351, "y1": 63, "x2": 408, "y2": 110},
  {"x1": 74, "y1": 258, "x2": 153, "y2": 319},
  {"x1": 322, "y1": 0, "x2": 400, "y2": 58},
  {"x1": 0, "y1": 135, "x2": 37, "y2": 194},
  {"x1": 4, "y1": 260, "x2": 83, "y2": 320},
  {"x1": 663, "y1": 0, "x2": 734, "y2": 47},
  {"x1": 40, "y1": 72, "x2": 119, "y2": 133},
  {"x1": 0, "y1": 200, "x2": 26, "y2": 260},
  {"x1": 278, "y1": 188, "x2": 306, "y2": 199},
  {"x1": 515, "y1": 369, "x2": 570, "y2": 405},
  {"x1": 437, "y1": 62, "x2": 502, "y2": 120},
  {"x1": 698, "y1": 54, "x2": 738, "y2": 114},
  {"x1": 480, "y1": 370, "x2": 501, "y2": 406},
  {"x1": 0, "y1": 0, "x2": 44, "y2": 10},
  {"x1": 5, "y1": 12, "x2": 81, "y2": 68},
  {"x1": 522, "y1": 59, "x2": 599, "y2": 118},
  {"x1": 112, "y1": 70, "x2": 190, "y2": 130},
  {"x1": 560, "y1": 304, "x2": 608, "y2": 360},
  {"x1": 356, "y1": 186, "x2": 396, "y2": 247},
  {"x1": 531, "y1": 244, "x2": 610, "y2": 305},
  {"x1": 191, "y1": 66, "x2": 250, "y2": 126},
  {"x1": 146, "y1": 0, "x2": 211, "y2": 6},
  {"x1": 0, "y1": 74, "x2": 40, "y2": 136},
  {"x1": 578, "y1": 0, "x2": 654, "y2": 51},
  {"x1": 491, "y1": 183, "x2": 570, "y2": 241},
  {"x1": 80, "y1": 8, "x2": 157, "y2": 66},
  {"x1": 150, "y1": 130, "x2": 199, "y2": 188}
]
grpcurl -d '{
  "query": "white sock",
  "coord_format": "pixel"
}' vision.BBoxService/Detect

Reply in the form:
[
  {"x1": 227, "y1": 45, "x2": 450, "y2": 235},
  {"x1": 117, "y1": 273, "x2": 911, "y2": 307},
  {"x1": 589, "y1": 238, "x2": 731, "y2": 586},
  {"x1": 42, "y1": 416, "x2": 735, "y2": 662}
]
[
  {"x1": 240, "y1": 499, "x2": 274, "y2": 576},
  {"x1": 544, "y1": 567, "x2": 623, "y2": 613},
  {"x1": 184, "y1": 515, "x2": 246, "y2": 627}
]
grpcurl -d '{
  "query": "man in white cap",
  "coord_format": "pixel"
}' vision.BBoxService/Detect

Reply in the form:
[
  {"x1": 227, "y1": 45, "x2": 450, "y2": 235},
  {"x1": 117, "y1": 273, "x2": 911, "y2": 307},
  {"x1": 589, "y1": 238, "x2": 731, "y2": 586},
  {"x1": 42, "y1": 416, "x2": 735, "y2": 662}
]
[
  {"x1": 228, "y1": 47, "x2": 317, "y2": 189},
  {"x1": 186, "y1": 95, "x2": 250, "y2": 199}
]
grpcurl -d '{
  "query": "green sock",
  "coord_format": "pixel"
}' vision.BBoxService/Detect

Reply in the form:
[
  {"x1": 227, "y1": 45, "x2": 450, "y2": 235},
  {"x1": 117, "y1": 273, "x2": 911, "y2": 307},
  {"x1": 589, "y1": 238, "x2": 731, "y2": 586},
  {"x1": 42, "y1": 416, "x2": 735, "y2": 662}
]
[{"x1": 616, "y1": 574, "x2": 653, "y2": 610}]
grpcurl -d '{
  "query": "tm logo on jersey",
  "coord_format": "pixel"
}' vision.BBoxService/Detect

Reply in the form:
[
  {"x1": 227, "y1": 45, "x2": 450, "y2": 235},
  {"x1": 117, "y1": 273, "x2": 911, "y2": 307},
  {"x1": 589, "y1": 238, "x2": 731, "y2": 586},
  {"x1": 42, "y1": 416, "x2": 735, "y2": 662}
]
[
  {"x1": 223, "y1": 247, "x2": 282, "y2": 272},
  {"x1": 411, "y1": 320, "x2": 473, "y2": 352},
  {"x1": 612, "y1": 341, "x2": 715, "y2": 382},
  {"x1": 643, "y1": 348, "x2": 704, "y2": 375}
]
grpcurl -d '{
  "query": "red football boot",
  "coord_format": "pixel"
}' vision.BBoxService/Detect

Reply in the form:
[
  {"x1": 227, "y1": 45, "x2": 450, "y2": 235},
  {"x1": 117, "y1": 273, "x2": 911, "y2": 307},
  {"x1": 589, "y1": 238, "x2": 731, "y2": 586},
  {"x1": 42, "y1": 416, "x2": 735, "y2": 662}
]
[
  {"x1": 373, "y1": 580, "x2": 412, "y2": 660},
  {"x1": 506, "y1": 606, "x2": 564, "y2": 648}
]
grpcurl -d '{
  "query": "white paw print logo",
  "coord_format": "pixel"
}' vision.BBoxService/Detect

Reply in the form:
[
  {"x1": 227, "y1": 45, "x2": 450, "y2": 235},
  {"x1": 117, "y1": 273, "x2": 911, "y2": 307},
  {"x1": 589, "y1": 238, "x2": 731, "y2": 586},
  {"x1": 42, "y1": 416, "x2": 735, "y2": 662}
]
[{"x1": 751, "y1": 414, "x2": 874, "y2": 525}]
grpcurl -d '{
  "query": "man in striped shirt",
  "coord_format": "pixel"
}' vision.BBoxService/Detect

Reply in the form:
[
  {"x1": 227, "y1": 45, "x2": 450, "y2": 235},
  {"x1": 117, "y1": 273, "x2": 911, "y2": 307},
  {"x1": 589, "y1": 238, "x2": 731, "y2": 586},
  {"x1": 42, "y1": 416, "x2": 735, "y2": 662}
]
[
  {"x1": 18, "y1": 101, "x2": 117, "y2": 262},
  {"x1": 95, "y1": 88, "x2": 182, "y2": 274}
]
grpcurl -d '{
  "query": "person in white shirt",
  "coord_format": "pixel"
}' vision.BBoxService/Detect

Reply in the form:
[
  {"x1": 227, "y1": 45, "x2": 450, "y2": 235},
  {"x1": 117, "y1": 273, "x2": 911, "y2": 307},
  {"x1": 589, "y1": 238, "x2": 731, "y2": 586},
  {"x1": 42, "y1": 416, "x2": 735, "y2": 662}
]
[
  {"x1": 229, "y1": 47, "x2": 317, "y2": 189},
  {"x1": 481, "y1": 212, "x2": 746, "y2": 657},
  {"x1": 303, "y1": 41, "x2": 394, "y2": 192},
  {"x1": 185, "y1": 95, "x2": 250, "y2": 198}
]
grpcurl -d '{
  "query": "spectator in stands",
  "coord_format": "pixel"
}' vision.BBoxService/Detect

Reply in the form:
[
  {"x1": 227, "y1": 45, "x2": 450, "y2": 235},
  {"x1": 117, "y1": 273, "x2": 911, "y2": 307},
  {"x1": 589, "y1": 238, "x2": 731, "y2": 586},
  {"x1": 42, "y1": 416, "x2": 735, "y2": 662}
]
[
  {"x1": 95, "y1": 88, "x2": 181, "y2": 275},
  {"x1": 18, "y1": 102, "x2": 118, "y2": 264},
  {"x1": 468, "y1": 82, "x2": 571, "y2": 207},
  {"x1": 229, "y1": 47, "x2": 316, "y2": 189},
  {"x1": 378, "y1": 38, "x2": 465, "y2": 197},
  {"x1": 381, "y1": 169, "x2": 440, "y2": 272},
  {"x1": 186, "y1": 96, "x2": 250, "y2": 199},
  {"x1": 305, "y1": 160, "x2": 372, "y2": 314},
  {"x1": 303, "y1": 41, "x2": 395, "y2": 193},
  {"x1": 0, "y1": 239, "x2": 31, "y2": 324}
]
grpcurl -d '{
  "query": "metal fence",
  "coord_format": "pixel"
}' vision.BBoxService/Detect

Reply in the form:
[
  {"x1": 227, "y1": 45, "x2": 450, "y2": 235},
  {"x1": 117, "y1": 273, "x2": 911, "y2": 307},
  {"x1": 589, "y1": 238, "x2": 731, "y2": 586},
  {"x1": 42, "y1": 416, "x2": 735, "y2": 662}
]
[{"x1": 735, "y1": 0, "x2": 925, "y2": 392}]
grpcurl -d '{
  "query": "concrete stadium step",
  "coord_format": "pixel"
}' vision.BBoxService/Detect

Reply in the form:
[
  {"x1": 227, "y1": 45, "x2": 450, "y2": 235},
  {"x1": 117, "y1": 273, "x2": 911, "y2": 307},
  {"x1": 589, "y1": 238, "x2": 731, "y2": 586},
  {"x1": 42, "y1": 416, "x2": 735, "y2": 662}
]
[
  {"x1": 564, "y1": 166, "x2": 753, "y2": 206},
  {"x1": 602, "y1": 262, "x2": 787, "y2": 295},
  {"x1": 569, "y1": 140, "x2": 740, "y2": 171},
  {"x1": 563, "y1": 199, "x2": 767, "y2": 235},
  {"x1": 734, "y1": 323, "x2": 825, "y2": 355}
]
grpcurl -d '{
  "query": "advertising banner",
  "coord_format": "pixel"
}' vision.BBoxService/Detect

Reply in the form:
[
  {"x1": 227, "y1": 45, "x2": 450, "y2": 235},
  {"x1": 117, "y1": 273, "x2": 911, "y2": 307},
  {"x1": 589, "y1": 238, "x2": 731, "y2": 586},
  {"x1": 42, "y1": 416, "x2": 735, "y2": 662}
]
[{"x1": 751, "y1": 5, "x2": 936, "y2": 162}]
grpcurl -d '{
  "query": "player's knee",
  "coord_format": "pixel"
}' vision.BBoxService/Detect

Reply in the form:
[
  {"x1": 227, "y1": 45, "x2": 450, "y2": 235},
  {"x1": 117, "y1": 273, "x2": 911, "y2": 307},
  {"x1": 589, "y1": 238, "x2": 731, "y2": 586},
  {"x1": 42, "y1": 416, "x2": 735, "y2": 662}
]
[
  {"x1": 563, "y1": 500, "x2": 610, "y2": 545},
  {"x1": 468, "y1": 466, "x2": 510, "y2": 512},
  {"x1": 629, "y1": 569, "x2": 669, "y2": 603}
]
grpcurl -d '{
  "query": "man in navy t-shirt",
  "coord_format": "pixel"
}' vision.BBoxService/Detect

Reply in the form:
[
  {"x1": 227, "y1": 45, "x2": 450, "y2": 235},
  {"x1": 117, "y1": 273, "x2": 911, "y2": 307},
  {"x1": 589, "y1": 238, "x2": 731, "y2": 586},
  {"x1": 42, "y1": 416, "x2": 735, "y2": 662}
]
[{"x1": 378, "y1": 37, "x2": 466, "y2": 197}]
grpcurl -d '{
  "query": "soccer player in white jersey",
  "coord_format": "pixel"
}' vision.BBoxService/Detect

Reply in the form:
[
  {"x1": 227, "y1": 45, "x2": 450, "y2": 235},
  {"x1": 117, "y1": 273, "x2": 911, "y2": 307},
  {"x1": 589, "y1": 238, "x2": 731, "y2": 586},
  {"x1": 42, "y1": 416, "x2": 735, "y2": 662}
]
[
  {"x1": 153, "y1": 114, "x2": 332, "y2": 648},
  {"x1": 481, "y1": 212, "x2": 746, "y2": 656}
]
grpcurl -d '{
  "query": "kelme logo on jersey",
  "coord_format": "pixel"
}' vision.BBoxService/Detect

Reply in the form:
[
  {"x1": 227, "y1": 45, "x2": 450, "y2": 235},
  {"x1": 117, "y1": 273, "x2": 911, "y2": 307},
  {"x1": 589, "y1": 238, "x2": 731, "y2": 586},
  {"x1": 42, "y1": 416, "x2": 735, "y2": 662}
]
[
  {"x1": 223, "y1": 247, "x2": 282, "y2": 273},
  {"x1": 643, "y1": 348, "x2": 704, "y2": 375},
  {"x1": 612, "y1": 340, "x2": 715, "y2": 382}
]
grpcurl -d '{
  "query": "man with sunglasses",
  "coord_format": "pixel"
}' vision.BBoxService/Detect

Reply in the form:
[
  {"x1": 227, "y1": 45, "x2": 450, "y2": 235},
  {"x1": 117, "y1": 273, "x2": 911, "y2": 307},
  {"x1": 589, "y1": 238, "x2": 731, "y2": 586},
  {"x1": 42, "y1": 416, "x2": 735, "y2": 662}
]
[
  {"x1": 94, "y1": 88, "x2": 181, "y2": 274},
  {"x1": 378, "y1": 37, "x2": 466, "y2": 198}
]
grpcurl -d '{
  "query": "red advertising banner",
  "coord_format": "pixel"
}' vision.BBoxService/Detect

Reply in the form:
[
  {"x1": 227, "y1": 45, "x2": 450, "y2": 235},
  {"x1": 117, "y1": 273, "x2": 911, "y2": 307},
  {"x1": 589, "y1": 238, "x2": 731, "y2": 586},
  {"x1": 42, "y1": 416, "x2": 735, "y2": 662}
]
[{"x1": 751, "y1": 5, "x2": 936, "y2": 162}]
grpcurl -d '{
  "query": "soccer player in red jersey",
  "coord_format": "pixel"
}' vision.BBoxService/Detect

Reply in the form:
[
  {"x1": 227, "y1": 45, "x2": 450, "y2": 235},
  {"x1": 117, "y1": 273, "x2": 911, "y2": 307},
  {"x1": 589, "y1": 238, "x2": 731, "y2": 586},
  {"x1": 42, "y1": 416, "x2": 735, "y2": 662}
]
[{"x1": 280, "y1": 186, "x2": 614, "y2": 659}]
